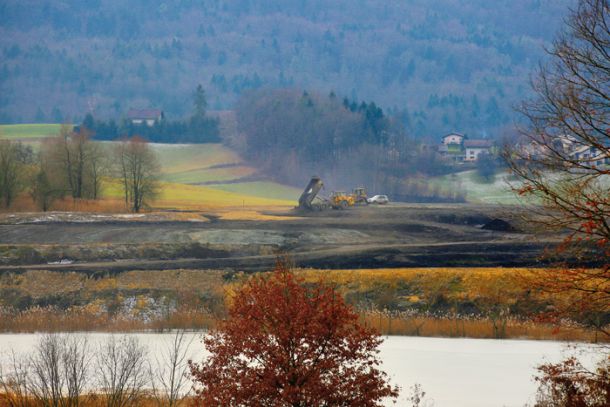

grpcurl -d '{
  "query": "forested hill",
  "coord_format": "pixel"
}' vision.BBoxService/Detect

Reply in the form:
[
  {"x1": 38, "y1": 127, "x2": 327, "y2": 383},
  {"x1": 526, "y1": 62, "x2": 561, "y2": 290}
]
[{"x1": 1, "y1": 0, "x2": 571, "y2": 138}]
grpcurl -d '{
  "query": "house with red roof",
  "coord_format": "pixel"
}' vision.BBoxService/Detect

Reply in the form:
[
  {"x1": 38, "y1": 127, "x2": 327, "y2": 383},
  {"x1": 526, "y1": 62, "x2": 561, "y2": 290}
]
[{"x1": 127, "y1": 108, "x2": 164, "y2": 126}]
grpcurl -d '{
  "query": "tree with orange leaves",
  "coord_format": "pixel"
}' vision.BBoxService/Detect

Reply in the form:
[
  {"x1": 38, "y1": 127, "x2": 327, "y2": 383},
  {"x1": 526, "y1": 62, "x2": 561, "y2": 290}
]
[
  {"x1": 506, "y1": 1, "x2": 610, "y2": 404},
  {"x1": 505, "y1": 0, "x2": 609, "y2": 339},
  {"x1": 188, "y1": 262, "x2": 399, "y2": 406}
]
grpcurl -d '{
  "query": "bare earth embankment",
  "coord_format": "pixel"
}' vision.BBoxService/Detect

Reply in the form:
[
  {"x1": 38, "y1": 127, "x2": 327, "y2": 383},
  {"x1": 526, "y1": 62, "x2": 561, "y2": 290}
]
[
  {"x1": 0, "y1": 204, "x2": 605, "y2": 341},
  {"x1": 0, "y1": 204, "x2": 559, "y2": 273}
]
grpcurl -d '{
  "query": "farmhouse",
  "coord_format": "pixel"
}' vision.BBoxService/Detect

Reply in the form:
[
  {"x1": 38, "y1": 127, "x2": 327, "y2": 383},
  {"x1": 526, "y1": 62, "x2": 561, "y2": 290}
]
[
  {"x1": 127, "y1": 108, "x2": 164, "y2": 126},
  {"x1": 463, "y1": 139, "x2": 493, "y2": 162},
  {"x1": 520, "y1": 135, "x2": 609, "y2": 168},
  {"x1": 441, "y1": 132, "x2": 465, "y2": 145},
  {"x1": 438, "y1": 133, "x2": 493, "y2": 162},
  {"x1": 570, "y1": 145, "x2": 610, "y2": 166}
]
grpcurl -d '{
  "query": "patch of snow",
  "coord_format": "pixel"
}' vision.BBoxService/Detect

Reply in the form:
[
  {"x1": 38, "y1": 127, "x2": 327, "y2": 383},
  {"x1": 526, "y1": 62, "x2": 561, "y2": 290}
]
[{"x1": 47, "y1": 259, "x2": 74, "y2": 265}]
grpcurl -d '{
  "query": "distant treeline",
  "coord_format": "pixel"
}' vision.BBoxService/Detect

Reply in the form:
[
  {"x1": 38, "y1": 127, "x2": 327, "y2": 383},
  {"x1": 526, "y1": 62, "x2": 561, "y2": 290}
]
[
  {"x1": 0, "y1": 0, "x2": 570, "y2": 137},
  {"x1": 80, "y1": 113, "x2": 220, "y2": 143},
  {"x1": 80, "y1": 85, "x2": 221, "y2": 143},
  {"x1": 236, "y1": 89, "x2": 391, "y2": 163},
  {"x1": 231, "y1": 89, "x2": 468, "y2": 202}
]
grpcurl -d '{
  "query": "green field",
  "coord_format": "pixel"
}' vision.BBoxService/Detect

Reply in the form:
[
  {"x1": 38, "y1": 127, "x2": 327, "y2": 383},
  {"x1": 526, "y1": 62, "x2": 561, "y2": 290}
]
[
  {"x1": 430, "y1": 170, "x2": 524, "y2": 204},
  {"x1": 0, "y1": 127, "x2": 521, "y2": 205},
  {"x1": 150, "y1": 144, "x2": 301, "y2": 202},
  {"x1": 0, "y1": 123, "x2": 63, "y2": 139},
  {"x1": 152, "y1": 143, "x2": 256, "y2": 184},
  {"x1": 210, "y1": 181, "x2": 302, "y2": 201}
]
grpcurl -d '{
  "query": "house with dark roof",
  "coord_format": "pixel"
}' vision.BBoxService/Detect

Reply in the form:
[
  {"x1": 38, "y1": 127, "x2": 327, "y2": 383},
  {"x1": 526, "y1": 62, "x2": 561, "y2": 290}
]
[
  {"x1": 438, "y1": 133, "x2": 493, "y2": 162},
  {"x1": 127, "y1": 108, "x2": 164, "y2": 126},
  {"x1": 463, "y1": 139, "x2": 493, "y2": 162}
]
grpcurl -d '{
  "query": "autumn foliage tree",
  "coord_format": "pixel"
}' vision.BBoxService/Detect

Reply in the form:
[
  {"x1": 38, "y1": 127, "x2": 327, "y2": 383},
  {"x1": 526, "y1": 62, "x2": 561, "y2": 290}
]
[
  {"x1": 506, "y1": 1, "x2": 610, "y2": 404},
  {"x1": 532, "y1": 355, "x2": 610, "y2": 407},
  {"x1": 189, "y1": 262, "x2": 399, "y2": 406},
  {"x1": 506, "y1": 0, "x2": 609, "y2": 337}
]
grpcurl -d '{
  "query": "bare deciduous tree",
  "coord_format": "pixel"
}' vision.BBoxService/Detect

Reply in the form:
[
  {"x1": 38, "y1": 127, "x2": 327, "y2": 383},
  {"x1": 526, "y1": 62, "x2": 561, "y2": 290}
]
[
  {"x1": 505, "y1": 0, "x2": 610, "y2": 338},
  {"x1": 98, "y1": 335, "x2": 149, "y2": 407},
  {"x1": 27, "y1": 334, "x2": 92, "y2": 407},
  {"x1": 42, "y1": 125, "x2": 108, "y2": 201},
  {"x1": 61, "y1": 336, "x2": 92, "y2": 407},
  {"x1": 115, "y1": 137, "x2": 160, "y2": 213},
  {"x1": 29, "y1": 334, "x2": 65, "y2": 407},
  {"x1": 31, "y1": 151, "x2": 64, "y2": 212},
  {"x1": 0, "y1": 140, "x2": 32, "y2": 208},
  {"x1": 150, "y1": 330, "x2": 194, "y2": 407},
  {"x1": 85, "y1": 140, "x2": 109, "y2": 201},
  {"x1": 0, "y1": 350, "x2": 31, "y2": 407}
]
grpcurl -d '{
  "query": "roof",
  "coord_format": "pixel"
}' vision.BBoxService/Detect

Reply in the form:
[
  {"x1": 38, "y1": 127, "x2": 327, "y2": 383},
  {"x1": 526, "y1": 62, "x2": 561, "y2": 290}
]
[
  {"x1": 464, "y1": 139, "x2": 492, "y2": 148},
  {"x1": 127, "y1": 108, "x2": 163, "y2": 120},
  {"x1": 442, "y1": 133, "x2": 465, "y2": 140}
]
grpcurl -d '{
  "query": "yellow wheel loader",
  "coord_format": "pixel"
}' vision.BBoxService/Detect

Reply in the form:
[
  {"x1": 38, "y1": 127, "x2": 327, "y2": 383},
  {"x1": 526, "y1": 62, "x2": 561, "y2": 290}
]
[{"x1": 298, "y1": 177, "x2": 368, "y2": 211}]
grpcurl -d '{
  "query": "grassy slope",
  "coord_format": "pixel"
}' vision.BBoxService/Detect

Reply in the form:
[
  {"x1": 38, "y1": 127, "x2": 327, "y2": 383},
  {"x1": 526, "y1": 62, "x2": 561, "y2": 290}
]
[
  {"x1": 211, "y1": 181, "x2": 302, "y2": 201},
  {"x1": 430, "y1": 169, "x2": 523, "y2": 204},
  {"x1": 153, "y1": 143, "x2": 255, "y2": 183},
  {"x1": 152, "y1": 143, "x2": 300, "y2": 203},
  {"x1": 104, "y1": 180, "x2": 294, "y2": 209},
  {"x1": 432, "y1": 169, "x2": 610, "y2": 205},
  {"x1": 0, "y1": 123, "x2": 63, "y2": 139},
  {"x1": 6, "y1": 125, "x2": 541, "y2": 207},
  {"x1": 1, "y1": 133, "x2": 299, "y2": 209}
]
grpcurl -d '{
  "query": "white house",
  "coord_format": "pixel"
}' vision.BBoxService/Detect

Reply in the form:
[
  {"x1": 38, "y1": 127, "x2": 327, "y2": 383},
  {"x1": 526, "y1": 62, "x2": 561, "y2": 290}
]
[
  {"x1": 570, "y1": 145, "x2": 610, "y2": 166},
  {"x1": 463, "y1": 139, "x2": 493, "y2": 162},
  {"x1": 127, "y1": 108, "x2": 164, "y2": 126},
  {"x1": 441, "y1": 133, "x2": 465, "y2": 145}
]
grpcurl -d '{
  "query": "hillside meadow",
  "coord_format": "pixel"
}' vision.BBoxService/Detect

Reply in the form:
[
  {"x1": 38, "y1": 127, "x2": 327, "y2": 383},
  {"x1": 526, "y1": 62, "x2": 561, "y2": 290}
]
[
  {"x1": 0, "y1": 127, "x2": 300, "y2": 217},
  {"x1": 429, "y1": 170, "x2": 522, "y2": 205},
  {"x1": 0, "y1": 123, "x2": 523, "y2": 207},
  {"x1": 0, "y1": 124, "x2": 64, "y2": 140},
  {"x1": 152, "y1": 143, "x2": 256, "y2": 184}
]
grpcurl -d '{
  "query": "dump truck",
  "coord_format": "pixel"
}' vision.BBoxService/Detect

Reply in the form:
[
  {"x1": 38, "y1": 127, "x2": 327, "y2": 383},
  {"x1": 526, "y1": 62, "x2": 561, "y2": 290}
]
[
  {"x1": 298, "y1": 176, "x2": 331, "y2": 211},
  {"x1": 298, "y1": 177, "x2": 368, "y2": 210}
]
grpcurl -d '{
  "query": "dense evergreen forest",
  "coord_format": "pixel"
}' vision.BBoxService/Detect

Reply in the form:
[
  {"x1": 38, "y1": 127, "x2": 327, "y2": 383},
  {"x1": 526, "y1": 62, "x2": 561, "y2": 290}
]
[{"x1": 0, "y1": 0, "x2": 570, "y2": 138}]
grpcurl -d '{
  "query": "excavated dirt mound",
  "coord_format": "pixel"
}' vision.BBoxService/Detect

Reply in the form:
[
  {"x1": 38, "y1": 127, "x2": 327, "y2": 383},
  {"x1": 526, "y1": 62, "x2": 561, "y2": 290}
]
[
  {"x1": 481, "y1": 218, "x2": 518, "y2": 232},
  {"x1": 0, "y1": 204, "x2": 558, "y2": 273}
]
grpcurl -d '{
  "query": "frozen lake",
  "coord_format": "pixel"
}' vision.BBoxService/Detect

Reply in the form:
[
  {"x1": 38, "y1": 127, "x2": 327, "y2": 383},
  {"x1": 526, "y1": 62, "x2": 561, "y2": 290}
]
[{"x1": 0, "y1": 333, "x2": 602, "y2": 407}]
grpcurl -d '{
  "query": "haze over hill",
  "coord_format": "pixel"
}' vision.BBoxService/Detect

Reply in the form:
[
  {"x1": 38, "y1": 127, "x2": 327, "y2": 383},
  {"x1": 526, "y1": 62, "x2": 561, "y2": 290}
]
[{"x1": 0, "y1": 0, "x2": 571, "y2": 138}]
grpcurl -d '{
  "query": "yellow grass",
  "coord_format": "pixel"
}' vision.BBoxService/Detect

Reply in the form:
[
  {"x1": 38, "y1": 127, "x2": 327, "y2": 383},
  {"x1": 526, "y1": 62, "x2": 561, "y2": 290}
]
[
  {"x1": 361, "y1": 313, "x2": 598, "y2": 341},
  {"x1": 152, "y1": 143, "x2": 262, "y2": 185},
  {"x1": 102, "y1": 179, "x2": 295, "y2": 210},
  {"x1": 0, "y1": 393, "x2": 194, "y2": 407},
  {"x1": 1, "y1": 269, "x2": 227, "y2": 299},
  {"x1": 1, "y1": 268, "x2": 606, "y2": 341},
  {"x1": 296, "y1": 267, "x2": 527, "y2": 299},
  {"x1": 4, "y1": 195, "x2": 128, "y2": 213}
]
